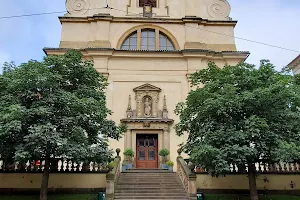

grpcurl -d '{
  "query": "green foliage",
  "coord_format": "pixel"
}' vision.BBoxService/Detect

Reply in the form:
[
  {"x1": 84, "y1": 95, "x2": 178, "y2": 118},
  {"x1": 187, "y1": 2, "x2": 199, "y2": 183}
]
[
  {"x1": 175, "y1": 61, "x2": 300, "y2": 176},
  {"x1": 107, "y1": 161, "x2": 116, "y2": 169},
  {"x1": 0, "y1": 50, "x2": 126, "y2": 163},
  {"x1": 122, "y1": 160, "x2": 127, "y2": 166},
  {"x1": 123, "y1": 148, "x2": 134, "y2": 157},
  {"x1": 166, "y1": 160, "x2": 174, "y2": 167},
  {"x1": 159, "y1": 148, "x2": 170, "y2": 157}
]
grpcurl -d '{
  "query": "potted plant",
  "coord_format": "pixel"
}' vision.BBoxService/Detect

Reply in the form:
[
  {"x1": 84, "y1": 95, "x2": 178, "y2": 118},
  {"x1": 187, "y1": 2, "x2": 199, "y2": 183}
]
[
  {"x1": 159, "y1": 148, "x2": 169, "y2": 169},
  {"x1": 122, "y1": 161, "x2": 127, "y2": 172},
  {"x1": 107, "y1": 161, "x2": 116, "y2": 171},
  {"x1": 166, "y1": 160, "x2": 174, "y2": 172},
  {"x1": 123, "y1": 148, "x2": 134, "y2": 169}
]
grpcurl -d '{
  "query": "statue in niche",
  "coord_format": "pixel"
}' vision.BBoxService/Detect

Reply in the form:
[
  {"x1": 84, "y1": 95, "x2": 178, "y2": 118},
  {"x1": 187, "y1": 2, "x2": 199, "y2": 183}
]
[{"x1": 144, "y1": 97, "x2": 152, "y2": 117}]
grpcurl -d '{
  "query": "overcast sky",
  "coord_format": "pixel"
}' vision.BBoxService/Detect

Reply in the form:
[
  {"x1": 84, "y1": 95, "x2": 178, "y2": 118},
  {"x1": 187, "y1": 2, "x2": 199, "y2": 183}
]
[{"x1": 0, "y1": 0, "x2": 299, "y2": 74}]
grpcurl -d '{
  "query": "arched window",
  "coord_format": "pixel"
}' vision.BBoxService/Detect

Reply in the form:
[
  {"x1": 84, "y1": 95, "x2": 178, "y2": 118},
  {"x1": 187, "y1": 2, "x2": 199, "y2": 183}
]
[
  {"x1": 121, "y1": 29, "x2": 175, "y2": 51},
  {"x1": 139, "y1": 0, "x2": 157, "y2": 7},
  {"x1": 121, "y1": 32, "x2": 137, "y2": 50},
  {"x1": 141, "y1": 29, "x2": 156, "y2": 50}
]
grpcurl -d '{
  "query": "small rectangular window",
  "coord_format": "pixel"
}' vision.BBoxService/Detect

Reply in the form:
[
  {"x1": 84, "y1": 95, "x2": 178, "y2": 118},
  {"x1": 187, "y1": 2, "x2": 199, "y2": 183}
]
[{"x1": 139, "y1": 0, "x2": 157, "y2": 8}]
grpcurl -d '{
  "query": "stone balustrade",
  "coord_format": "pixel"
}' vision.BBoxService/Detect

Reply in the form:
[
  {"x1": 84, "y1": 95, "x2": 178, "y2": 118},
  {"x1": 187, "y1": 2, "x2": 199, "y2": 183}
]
[
  {"x1": 105, "y1": 148, "x2": 121, "y2": 200},
  {"x1": 176, "y1": 149, "x2": 197, "y2": 200},
  {"x1": 195, "y1": 162, "x2": 300, "y2": 174}
]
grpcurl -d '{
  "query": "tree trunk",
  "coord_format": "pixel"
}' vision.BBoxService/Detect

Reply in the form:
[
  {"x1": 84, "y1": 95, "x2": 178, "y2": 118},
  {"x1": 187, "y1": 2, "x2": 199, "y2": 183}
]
[
  {"x1": 248, "y1": 163, "x2": 259, "y2": 200},
  {"x1": 40, "y1": 157, "x2": 50, "y2": 200}
]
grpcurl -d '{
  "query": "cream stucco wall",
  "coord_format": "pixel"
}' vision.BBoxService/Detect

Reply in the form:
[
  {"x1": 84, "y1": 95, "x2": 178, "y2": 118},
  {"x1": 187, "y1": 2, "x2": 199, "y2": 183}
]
[
  {"x1": 59, "y1": 19, "x2": 237, "y2": 52},
  {"x1": 197, "y1": 174, "x2": 299, "y2": 191},
  {"x1": 289, "y1": 55, "x2": 300, "y2": 75},
  {"x1": 0, "y1": 173, "x2": 106, "y2": 189},
  {"x1": 100, "y1": 52, "x2": 247, "y2": 169},
  {"x1": 65, "y1": 0, "x2": 232, "y2": 21}
]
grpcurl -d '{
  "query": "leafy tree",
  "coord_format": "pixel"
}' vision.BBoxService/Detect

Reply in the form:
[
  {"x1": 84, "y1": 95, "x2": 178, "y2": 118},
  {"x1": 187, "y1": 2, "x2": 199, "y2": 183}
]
[
  {"x1": 0, "y1": 50, "x2": 126, "y2": 200},
  {"x1": 175, "y1": 61, "x2": 300, "y2": 200}
]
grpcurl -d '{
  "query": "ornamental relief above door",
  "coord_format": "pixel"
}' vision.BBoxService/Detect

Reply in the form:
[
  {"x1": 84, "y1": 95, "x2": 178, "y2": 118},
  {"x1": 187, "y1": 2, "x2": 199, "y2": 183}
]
[{"x1": 125, "y1": 83, "x2": 169, "y2": 119}]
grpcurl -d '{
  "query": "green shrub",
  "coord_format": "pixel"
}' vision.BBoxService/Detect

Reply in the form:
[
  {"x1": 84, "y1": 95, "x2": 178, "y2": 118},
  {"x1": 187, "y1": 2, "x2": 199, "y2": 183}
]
[
  {"x1": 159, "y1": 148, "x2": 169, "y2": 157},
  {"x1": 107, "y1": 161, "x2": 116, "y2": 169},
  {"x1": 123, "y1": 148, "x2": 135, "y2": 157},
  {"x1": 166, "y1": 160, "x2": 174, "y2": 167}
]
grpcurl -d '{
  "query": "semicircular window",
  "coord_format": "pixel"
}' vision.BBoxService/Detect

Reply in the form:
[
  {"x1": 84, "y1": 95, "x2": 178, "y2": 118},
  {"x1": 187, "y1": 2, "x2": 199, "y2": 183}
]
[{"x1": 121, "y1": 29, "x2": 175, "y2": 51}]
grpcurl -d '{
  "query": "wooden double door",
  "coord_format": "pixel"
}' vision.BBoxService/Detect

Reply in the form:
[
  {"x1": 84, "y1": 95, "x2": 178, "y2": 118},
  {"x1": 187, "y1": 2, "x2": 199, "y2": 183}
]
[{"x1": 136, "y1": 134, "x2": 158, "y2": 168}]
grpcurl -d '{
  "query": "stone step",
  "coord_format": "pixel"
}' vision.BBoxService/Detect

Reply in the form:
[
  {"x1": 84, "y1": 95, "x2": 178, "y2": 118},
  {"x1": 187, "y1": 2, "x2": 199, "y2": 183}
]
[
  {"x1": 117, "y1": 182, "x2": 182, "y2": 185},
  {"x1": 115, "y1": 170, "x2": 188, "y2": 200},
  {"x1": 115, "y1": 194, "x2": 188, "y2": 197},
  {"x1": 115, "y1": 196, "x2": 188, "y2": 199},
  {"x1": 115, "y1": 199, "x2": 188, "y2": 200},
  {"x1": 116, "y1": 185, "x2": 184, "y2": 189},
  {"x1": 122, "y1": 169, "x2": 170, "y2": 173},
  {"x1": 115, "y1": 189, "x2": 186, "y2": 193},
  {"x1": 118, "y1": 178, "x2": 180, "y2": 181},
  {"x1": 119, "y1": 173, "x2": 177, "y2": 176},
  {"x1": 118, "y1": 176, "x2": 180, "y2": 182}
]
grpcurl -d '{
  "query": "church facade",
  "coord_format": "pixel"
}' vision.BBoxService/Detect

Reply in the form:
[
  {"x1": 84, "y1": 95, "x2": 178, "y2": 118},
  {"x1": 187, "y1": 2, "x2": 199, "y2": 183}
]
[{"x1": 44, "y1": 0, "x2": 249, "y2": 169}]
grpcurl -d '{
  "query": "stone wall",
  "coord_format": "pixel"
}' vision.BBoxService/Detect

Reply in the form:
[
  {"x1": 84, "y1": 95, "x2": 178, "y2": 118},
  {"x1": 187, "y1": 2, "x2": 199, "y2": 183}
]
[
  {"x1": 0, "y1": 173, "x2": 106, "y2": 194},
  {"x1": 197, "y1": 174, "x2": 299, "y2": 191}
]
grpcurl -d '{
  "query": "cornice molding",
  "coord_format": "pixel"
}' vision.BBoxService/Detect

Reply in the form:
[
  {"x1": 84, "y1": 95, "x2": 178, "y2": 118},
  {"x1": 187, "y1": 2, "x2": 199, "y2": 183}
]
[{"x1": 58, "y1": 16, "x2": 237, "y2": 26}]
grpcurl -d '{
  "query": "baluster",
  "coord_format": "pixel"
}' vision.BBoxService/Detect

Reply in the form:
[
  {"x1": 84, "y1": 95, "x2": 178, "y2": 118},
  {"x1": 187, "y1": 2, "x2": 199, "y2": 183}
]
[
  {"x1": 70, "y1": 161, "x2": 75, "y2": 172},
  {"x1": 289, "y1": 163, "x2": 293, "y2": 172},
  {"x1": 63, "y1": 160, "x2": 67, "y2": 171},
  {"x1": 98, "y1": 163, "x2": 103, "y2": 171},
  {"x1": 78, "y1": 162, "x2": 83, "y2": 172},
  {"x1": 67, "y1": 160, "x2": 72, "y2": 172},
  {"x1": 94, "y1": 162, "x2": 99, "y2": 172},
  {"x1": 13, "y1": 162, "x2": 17, "y2": 171},
  {"x1": 283, "y1": 163, "x2": 288, "y2": 172},
  {"x1": 89, "y1": 162, "x2": 93, "y2": 171},
  {"x1": 258, "y1": 163, "x2": 262, "y2": 173},
  {"x1": 294, "y1": 162, "x2": 299, "y2": 172},
  {"x1": 278, "y1": 163, "x2": 283, "y2": 172},
  {"x1": 76, "y1": 162, "x2": 81, "y2": 172},
  {"x1": 57, "y1": 160, "x2": 62, "y2": 171},
  {"x1": 25, "y1": 161, "x2": 30, "y2": 171},
  {"x1": 41, "y1": 160, "x2": 45, "y2": 171},
  {"x1": 90, "y1": 162, "x2": 94, "y2": 171},
  {"x1": 229, "y1": 164, "x2": 233, "y2": 173},
  {"x1": 0, "y1": 160, "x2": 3, "y2": 171},
  {"x1": 263, "y1": 163, "x2": 267, "y2": 172},
  {"x1": 65, "y1": 160, "x2": 69, "y2": 172}
]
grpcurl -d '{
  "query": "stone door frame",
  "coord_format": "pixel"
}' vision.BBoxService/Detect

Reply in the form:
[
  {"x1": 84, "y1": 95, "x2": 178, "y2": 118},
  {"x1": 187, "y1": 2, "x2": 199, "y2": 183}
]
[{"x1": 121, "y1": 119, "x2": 173, "y2": 167}]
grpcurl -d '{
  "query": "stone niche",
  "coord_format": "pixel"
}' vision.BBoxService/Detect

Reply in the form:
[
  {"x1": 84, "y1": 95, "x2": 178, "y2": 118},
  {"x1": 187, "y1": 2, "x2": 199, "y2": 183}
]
[{"x1": 124, "y1": 83, "x2": 169, "y2": 119}]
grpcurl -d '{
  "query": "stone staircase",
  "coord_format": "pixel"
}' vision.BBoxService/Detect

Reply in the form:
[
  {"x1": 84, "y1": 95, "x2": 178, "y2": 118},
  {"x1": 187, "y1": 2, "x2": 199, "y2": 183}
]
[{"x1": 114, "y1": 169, "x2": 189, "y2": 200}]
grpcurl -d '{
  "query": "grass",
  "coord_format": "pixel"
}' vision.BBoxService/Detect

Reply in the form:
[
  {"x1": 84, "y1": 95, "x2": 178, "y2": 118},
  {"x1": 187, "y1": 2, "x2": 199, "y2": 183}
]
[
  {"x1": 1, "y1": 194, "x2": 300, "y2": 200},
  {"x1": 206, "y1": 194, "x2": 300, "y2": 200}
]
